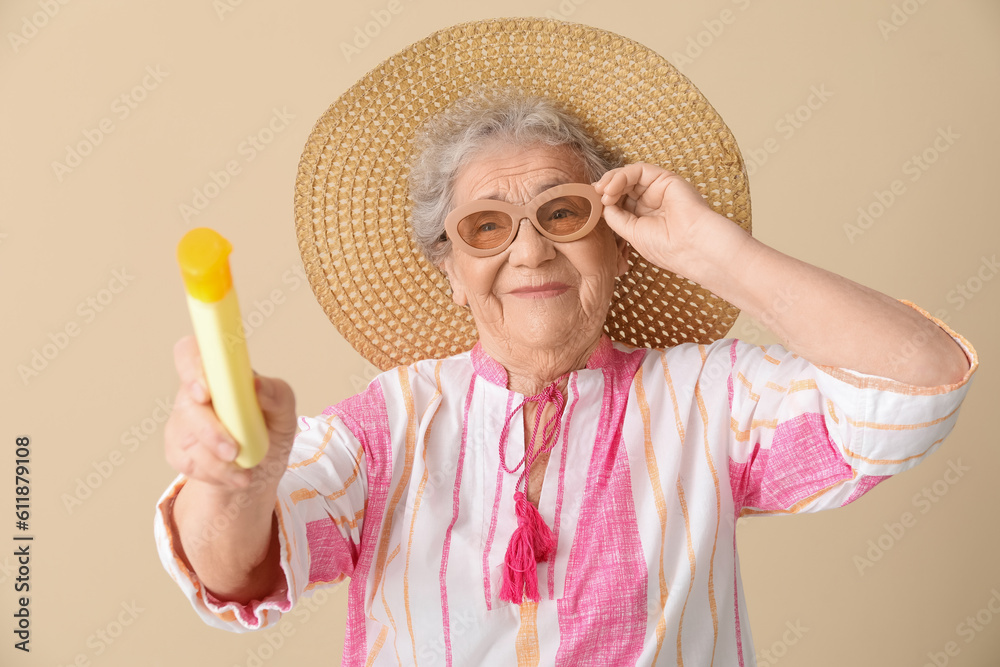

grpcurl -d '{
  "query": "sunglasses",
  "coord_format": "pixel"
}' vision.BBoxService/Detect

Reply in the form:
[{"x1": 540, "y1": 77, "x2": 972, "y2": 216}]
[{"x1": 444, "y1": 183, "x2": 605, "y2": 257}]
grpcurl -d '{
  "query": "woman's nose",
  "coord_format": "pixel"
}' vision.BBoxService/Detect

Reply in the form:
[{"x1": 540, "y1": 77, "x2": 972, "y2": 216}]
[{"x1": 507, "y1": 217, "x2": 556, "y2": 267}]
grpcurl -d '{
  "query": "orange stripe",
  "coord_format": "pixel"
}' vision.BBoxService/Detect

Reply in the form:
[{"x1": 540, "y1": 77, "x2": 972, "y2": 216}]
[
  {"x1": 737, "y1": 377, "x2": 816, "y2": 399},
  {"x1": 321, "y1": 507, "x2": 365, "y2": 530},
  {"x1": 368, "y1": 367, "x2": 417, "y2": 620},
  {"x1": 275, "y1": 499, "x2": 298, "y2": 597},
  {"x1": 675, "y1": 478, "x2": 696, "y2": 667},
  {"x1": 287, "y1": 413, "x2": 338, "y2": 469},
  {"x1": 404, "y1": 361, "x2": 443, "y2": 666},
  {"x1": 736, "y1": 372, "x2": 759, "y2": 402},
  {"x1": 841, "y1": 438, "x2": 944, "y2": 466},
  {"x1": 844, "y1": 405, "x2": 960, "y2": 431},
  {"x1": 304, "y1": 576, "x2": 345, "y2": 591},
  {"x1": 826, "y1": 399, "x2": 840, "y2": 425},
  {"x1": 787, "y1": 379, "x2": 817, "y2": 393},
  {"x1": 729, "y1": 417, "x2": 779, "y2": 442},
  {"x1": 365, "y1": 626, "x2": 389, "y2": 667},
  {"x1": 660, "y1": 355, "x2": 686, "y2": 443},
  {"x1": 739, "y1": 377, "x2": 814, "y2": 402},
  {"x1": 740, "y1": 469, "x2": 859, "y2": 516},
  {"x1": 290, "y1": 442, "x2": 365, "y2": 505},
  {"x1": 635, "y1": 367, "x2": 668, "y2": 662},
  {"x1": 515, "y1": 598, "x2": 540, "y2": 666},
  {"x1": 284, "y1": 499, "x2": 298, "y2": 555},
  {"x1": 815, "y1": 322, "x2": 977, "y2": 396},
  {"x1": 693, "y1": 350, "x2": 721, "y2": 664},
  {"x1": 662, "y1": 356, "x2": 694, "y2": 667},
  {"x1": 379, "y1": 545, "x2": 402, "y2": 665}
]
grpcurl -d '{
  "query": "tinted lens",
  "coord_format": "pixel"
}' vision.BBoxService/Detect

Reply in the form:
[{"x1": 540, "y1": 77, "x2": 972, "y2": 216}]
[
  {"x1": 456, "y1": 211, "x2": 514, "y2": 250},
  {"x1": 536, "y1": 196, "x2": 593, "y2": 236}
]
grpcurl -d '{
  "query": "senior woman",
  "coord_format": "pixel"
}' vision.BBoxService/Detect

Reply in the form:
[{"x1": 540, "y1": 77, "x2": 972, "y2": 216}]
[{"x1": 154, "y1": 19, "x2": 977, "y2": 666}]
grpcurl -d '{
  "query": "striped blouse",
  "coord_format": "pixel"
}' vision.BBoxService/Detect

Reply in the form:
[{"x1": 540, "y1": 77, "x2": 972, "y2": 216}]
[{"x1": 153, "y1": 299, "x2": 978, "y2": 666}]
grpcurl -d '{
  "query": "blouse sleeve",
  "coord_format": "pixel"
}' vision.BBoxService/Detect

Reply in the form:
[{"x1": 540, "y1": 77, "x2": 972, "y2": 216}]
[
  {"x1": 723, "y1": 299, "x2": 978, "y2": 517},
  {"x1": 152, "y1": 397, "x2": 371, "y2": 633}
]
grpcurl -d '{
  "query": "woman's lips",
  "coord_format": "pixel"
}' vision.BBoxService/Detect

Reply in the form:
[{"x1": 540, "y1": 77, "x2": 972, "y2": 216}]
[{"x1": 508, "y1": 282, "x2": 570, "y2": 298}]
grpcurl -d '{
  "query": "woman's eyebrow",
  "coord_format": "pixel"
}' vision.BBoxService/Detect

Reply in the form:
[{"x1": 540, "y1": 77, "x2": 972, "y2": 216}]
[{"x1": 478, "y1": 181, "x2": 569, "y2": 202}]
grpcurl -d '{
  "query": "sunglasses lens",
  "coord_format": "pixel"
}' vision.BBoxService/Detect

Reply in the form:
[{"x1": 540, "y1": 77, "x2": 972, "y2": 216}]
[
  {"x1": 536, "y1": 196, "x2": 593, "y2": 236},
  {"x1": 456, "y1": 211, "x2": 514, "y2": 250}
]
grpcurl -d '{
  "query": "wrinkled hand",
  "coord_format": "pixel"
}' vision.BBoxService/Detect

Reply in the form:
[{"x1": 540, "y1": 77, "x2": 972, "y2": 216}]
[
  {"x1": 164, "y1": 335, "x2": 297, "y2": 495},
  {"x1": 592, "y1": 163, "x2": 723, "y2": 274}
]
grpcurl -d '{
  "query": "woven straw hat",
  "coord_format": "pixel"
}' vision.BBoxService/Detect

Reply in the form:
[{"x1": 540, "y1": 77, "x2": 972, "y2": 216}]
[{"x1": 294, "y1": 17, "x2": 751, "y2": 371}]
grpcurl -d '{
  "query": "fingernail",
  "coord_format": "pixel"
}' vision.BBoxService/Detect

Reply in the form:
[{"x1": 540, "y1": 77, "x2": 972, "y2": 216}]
[
  {"x1": 191, "y1": 381, "x2": 207, "y2": 402},
  {"x1": 257, "y1": 376, "x2": 272, "y2": 399},
  {"x1": 219, "y1": 440, "x2": 238, "y2": 461}
]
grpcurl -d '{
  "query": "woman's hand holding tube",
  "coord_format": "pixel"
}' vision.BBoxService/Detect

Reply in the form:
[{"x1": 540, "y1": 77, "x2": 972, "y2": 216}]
[
  {"x1": 593, "y1": 163, "x2": 969, "y2": 387},
  {"x1": 164, "y1": 335, "x2": 298, "y2": 605}
]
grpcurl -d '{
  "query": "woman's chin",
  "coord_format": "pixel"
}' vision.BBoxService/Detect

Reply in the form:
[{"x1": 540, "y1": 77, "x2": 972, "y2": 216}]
[
  {"x1": 469, "y1": 296, "x2": 609, "y2": 357},
  {"x1": 498, "y1": 312, "x2": 603, "y2": 353}
]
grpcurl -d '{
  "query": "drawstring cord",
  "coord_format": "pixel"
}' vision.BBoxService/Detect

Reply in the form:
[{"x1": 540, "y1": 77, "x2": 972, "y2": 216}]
[
  {"x1": 497, "y1": 379, "x2": 566, "y2": 604},
  {"x1": 498, "y1": 380, "x2": 566, "y2": 491}
]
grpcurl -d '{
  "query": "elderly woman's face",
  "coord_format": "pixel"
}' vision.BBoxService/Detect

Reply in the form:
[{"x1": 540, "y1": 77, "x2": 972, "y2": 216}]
[{"x1": 441, "y1": 142, "x2": 628, "y2": 355}]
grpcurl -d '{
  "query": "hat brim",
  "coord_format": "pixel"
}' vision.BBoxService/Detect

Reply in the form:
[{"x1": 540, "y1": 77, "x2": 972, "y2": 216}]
[{"x1": 294, "y1": 17, "x2": 751, "y2": 371}]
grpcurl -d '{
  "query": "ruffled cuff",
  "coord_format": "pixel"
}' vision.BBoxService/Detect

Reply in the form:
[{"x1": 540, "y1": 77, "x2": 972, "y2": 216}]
[
  {"x1": 810, "y1": 299, "x2": 978, "y2": 476},
  {"x1": 152, "y1": 474, "x2": 295, "y2": 632}
]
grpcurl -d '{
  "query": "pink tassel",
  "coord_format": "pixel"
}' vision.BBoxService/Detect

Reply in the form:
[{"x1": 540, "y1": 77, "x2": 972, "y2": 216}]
[
  {"x1": 499, "y1": 491, "x2": 557, "y2": 604},
  {"x1": 499, "y1": 524, "x2": 535, "y2": 603},
  {"x1": 516, "y1": 491, "x2": 556, "y2": 560}
]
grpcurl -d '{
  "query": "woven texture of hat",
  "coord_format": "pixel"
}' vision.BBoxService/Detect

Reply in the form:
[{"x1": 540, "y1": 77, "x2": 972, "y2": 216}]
[{"x1": 295, "y1": 17, "x2": 751, "y2": 371}]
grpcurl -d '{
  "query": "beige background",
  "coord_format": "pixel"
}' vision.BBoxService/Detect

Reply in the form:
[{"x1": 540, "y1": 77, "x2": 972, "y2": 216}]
[{"x1": 1, "y1": 0, "x2": 998, "y2": 665}]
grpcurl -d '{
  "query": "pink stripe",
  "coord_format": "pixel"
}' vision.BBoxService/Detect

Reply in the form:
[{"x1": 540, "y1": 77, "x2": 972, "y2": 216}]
[
  {"x1": 584, "y1": 334, "x2": 614, "y2": 369},
  {"x1": 439, "y1": 374, "x2": 476, "y2": 667},
  {"x1": 482, "y1": 392, "x2": 515, "y2": 609},
  {"x1": 556, "y1": 345, "x2": 647, "y2": 665},
  {"x1": 305, "y1": 516, "x2": 359, "y2": 582},
  {"x1": 841, "y1": 474, "x2": 889, "y2": 506},
  {"x1": 729, "y1": 413, "x2": 854, "y2": 513},
  {"x1": 733, "y1": 531, "x2": 745, "y2": 666},
  {"x1": 471, "y1": 341, "x2": 508, "y2": 386},
  {"x1": 327, "y1": 380, "x2": 392, "y2": 666},
  {"x1": 548, "y1": 372, "x2": 580, "y2": 599}
]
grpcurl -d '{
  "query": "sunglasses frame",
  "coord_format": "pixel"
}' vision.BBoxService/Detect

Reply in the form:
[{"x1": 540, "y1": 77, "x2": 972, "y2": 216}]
[{"x1": 444, "y1": 183, "x2": 605, "y2": 257}]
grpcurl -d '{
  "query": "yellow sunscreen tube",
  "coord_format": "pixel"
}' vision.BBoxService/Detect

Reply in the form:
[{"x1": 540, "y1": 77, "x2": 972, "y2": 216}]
[{"x1": 177, "y1": 228, "x2": 268, "y2": 468}]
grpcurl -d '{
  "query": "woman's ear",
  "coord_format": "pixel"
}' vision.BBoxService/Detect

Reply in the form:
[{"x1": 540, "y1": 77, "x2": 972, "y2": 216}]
[
  {"x1": 614, "y1": 232, "x2": 630, "y2": 277},
  {"x1": 438, "y1": 254, "x2": 468, "y2": 306}
]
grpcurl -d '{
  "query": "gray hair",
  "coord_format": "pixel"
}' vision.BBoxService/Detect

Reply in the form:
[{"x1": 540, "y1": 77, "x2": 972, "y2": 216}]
[{"x1": 406, "y1": 86, "x2": 622, "y2": 266}]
